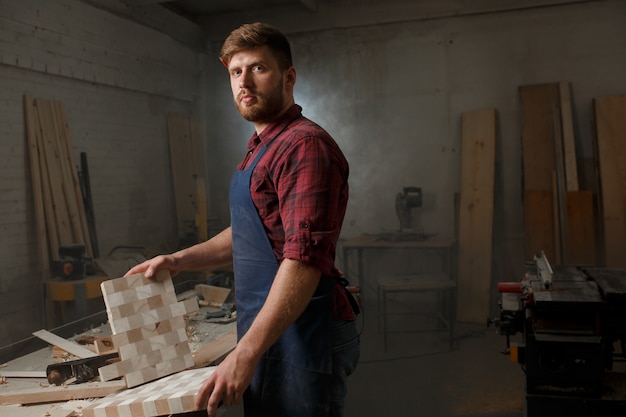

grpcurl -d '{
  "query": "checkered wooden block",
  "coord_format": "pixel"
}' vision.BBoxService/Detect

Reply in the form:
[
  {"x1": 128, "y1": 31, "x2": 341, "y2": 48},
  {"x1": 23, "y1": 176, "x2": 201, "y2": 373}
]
[
  {"x1": 99, "y1": 270, "x2": 198, "y2": 388},
  {"x1": 82, "y1": 367, "x2": 216, "y2": 417}
]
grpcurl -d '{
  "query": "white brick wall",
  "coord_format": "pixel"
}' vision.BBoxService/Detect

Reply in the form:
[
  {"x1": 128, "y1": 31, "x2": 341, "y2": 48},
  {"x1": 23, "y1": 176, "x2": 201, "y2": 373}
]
[{"x1": 0, "y1": 0, "x2": 207, "y2": 345}]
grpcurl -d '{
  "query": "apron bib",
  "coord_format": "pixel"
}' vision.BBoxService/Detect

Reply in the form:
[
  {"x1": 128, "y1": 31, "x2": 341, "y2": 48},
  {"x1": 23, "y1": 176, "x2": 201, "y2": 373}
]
[{"x1": 230, "y1": 144, "x2": 333, "y2": 416}]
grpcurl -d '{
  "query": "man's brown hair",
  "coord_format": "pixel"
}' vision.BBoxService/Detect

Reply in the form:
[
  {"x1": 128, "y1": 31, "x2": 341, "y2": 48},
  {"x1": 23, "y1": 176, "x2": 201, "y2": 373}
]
[{"x1": 220, "y1": 22, "x2": 293, "y2": 70}]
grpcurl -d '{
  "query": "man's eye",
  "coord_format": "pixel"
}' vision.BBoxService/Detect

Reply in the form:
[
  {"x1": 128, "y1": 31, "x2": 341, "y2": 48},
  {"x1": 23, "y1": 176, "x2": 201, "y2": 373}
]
[{"x1": 253, "y1": 65, "x2": 264, "y2": 72}]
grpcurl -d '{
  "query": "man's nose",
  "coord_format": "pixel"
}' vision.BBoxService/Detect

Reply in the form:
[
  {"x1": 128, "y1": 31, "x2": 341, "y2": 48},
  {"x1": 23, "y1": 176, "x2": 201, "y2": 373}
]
[{"x1": 239, "y1": 69, "x2": 252, "y2": 88}]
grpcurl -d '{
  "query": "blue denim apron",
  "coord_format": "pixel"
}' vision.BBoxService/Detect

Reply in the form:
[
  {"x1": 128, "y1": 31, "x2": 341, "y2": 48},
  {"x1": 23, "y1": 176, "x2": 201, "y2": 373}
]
[{"x1": 229, "y1": 144, "x2": 334, "y2": 417}]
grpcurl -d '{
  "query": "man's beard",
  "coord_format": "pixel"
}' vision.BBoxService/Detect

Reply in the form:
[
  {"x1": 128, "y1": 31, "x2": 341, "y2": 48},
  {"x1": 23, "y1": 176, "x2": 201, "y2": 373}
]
[{"x1": 235, "y1": 77, "x2": 286, "y2": 124}]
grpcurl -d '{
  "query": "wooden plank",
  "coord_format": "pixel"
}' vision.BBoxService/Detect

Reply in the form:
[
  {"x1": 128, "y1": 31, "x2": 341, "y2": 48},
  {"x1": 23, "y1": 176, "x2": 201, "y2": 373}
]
[
  {"x1": 565, "y1": 191, "x2": 597, "y2": 265},
  {"x1": 559, "y1": 82, "x2": 579, "y2": 191},
  {"x1": 0, "y1": 403, "x2": 75, "y2": 417},
  {"x1": 192, "y1": 328, "x2": 237, "y2": 368},
  {"x1": 23, "y1": 94, "x2": 50, "y2": 278},
  {"x1": 54, "y1": 101, "x2": 93, "y2": 257},
  {"x1": 593, "y1": 94, "x2": 626, "y2": 267},
  {"x1": 194, "y1": 284, "x2": 231, "y2": 305},
  {"x1": 0, "y1": 371, "x2": 46, "y2": 378},
  {"x1": 0, "y1": 380, "x2": 126, "y2": 406},
  {"x1": 456, "y1": 109, "x2": 496, "y2": 324},
  {"x1": 36, "y1": 99, "x2": 74, "y2": 247},
  {"x1": 553, "y1": 103, "x2": 567, "y2": 264},
  {"x1": 50, "y1": 101, "x2": 85, "y2": 248},
  {"x1": 519, "y1": 83, "x2": 561, "y2": 191},
  {"x1": 83, "y1": 367, "x2": 217, "y2": 417},
  {"x1": 32, "y1": 330, "x2": 97, "y2": 359},
  {"x1": 33, "y1": 104, "x2": 60, "y2": 263},
  {"x1": 167, "y1": 112, "x2": 197, "y2": 240},
  {"x1": 523, "y1": 191, "x2": 555, "y2": 261}
]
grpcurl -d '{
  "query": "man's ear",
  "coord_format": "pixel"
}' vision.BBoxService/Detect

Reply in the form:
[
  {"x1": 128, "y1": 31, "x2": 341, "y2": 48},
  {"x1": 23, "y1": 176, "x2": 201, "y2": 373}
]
[{"x1": 285, "y1": 66, "x2": 297, "y2": 87}]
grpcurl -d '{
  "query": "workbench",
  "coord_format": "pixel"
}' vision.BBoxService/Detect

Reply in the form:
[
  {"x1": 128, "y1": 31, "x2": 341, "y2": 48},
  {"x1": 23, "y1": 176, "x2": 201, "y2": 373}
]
[
  {"x1": 341, "y1": 234, "x2": 457, "y2": 299},
  {"x1": 42, "y1": 274, "x2": 109, "y2": 328},
  {"x1": 0, "y1": 278, "x2": 237, "y2": 417}
]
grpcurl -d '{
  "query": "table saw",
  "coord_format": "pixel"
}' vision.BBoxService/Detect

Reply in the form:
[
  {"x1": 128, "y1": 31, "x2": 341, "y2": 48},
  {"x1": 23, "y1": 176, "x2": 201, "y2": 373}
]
[{"x1": 492, "y1": 253, "x2": 626, "y2": 416}]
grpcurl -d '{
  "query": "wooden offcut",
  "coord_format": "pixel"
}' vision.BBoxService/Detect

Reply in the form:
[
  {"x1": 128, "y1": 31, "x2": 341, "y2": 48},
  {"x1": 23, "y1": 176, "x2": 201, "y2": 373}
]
[
  {"x1": 0, "y1": 380, "x2": 126, "y2": 406},
  {"x1": 456, "y1": 109, "x2": 496, "y2": 324},
  {"x1": 593, "y1": 94, "x2": 626, "y2": 268},
  {"x1": 32, "y1": 329, "x2": 97, "y2": 359},
  {"x1": 99, "y1": 270, "x2": 198, "y2": 387}
]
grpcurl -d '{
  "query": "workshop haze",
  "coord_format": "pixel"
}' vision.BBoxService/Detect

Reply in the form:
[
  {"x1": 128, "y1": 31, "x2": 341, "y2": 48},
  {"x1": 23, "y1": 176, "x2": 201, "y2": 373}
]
[{"x1": 1, "y1": 1, "x2": 626, "y2": 417}]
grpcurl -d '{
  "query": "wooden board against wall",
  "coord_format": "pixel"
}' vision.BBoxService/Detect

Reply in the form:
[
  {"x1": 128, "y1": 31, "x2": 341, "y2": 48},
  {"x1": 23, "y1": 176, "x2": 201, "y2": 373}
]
[
  {"x1": 167, "y1": 113, "x2": 209, "y2": 243},
  {"x1": 566, "y1": 190, "x2": 596, "y2": 265},
  {"x1": 593, "y1": 94, "x2": 626, "y2": 268},
  {"x1": 456, "y1": 108, "x2": 496, "y2": 324},
  {"x1": 520, "y1": 84, "x2": 561, "y2": 261}
]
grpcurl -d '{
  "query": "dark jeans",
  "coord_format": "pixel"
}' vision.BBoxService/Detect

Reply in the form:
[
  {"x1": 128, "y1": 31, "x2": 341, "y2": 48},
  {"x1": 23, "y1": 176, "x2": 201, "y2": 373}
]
[{"x1": 330, "y1": 320, "x2": 361, "y2": 417}]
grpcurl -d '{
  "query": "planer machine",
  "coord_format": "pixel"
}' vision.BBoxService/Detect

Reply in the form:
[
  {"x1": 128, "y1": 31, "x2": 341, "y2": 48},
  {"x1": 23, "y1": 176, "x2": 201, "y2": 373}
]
[{"x1": 490, "y1": 252, "x2": 626, "y2": 416}]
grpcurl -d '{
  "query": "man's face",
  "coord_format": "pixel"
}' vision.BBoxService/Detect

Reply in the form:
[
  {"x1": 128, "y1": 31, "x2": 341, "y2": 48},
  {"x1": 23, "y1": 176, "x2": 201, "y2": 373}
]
[{"x1": 227, "y1": 46, "x2": 292, "y2": 125}]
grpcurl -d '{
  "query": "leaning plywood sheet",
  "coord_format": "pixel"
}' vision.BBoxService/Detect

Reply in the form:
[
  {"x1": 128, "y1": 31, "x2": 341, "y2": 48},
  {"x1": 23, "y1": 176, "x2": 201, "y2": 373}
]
[
  {"x1": 456, "y1": 109, "x2": 496, "y2": 324},
  {"x1": 99, "y1": 270, "x2": 198, "y2": 388},
  {"x1": 594, "y1": 94, "x2": 626, "y2": 267},
  {"x1": 81, "y1": 367, "x2": 217, "y2": 417}
]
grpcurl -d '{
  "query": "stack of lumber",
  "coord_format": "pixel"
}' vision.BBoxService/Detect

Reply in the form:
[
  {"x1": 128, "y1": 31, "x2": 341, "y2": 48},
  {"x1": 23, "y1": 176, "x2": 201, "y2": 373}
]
[
  {"x1": 23, "y1": 94, "x2": 93, "y2": 275},
  {"x1": 520, "y1": 82, "x2": 596, "y2": 265}
]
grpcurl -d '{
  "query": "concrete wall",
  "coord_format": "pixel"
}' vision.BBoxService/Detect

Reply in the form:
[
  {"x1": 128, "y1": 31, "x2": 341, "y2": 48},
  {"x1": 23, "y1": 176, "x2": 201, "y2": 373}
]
[
  {"x1": 0, "y1": 0, "x2": 205, "y2": 344},
  {"x1": 204, "y1": 0, "x2": 626, "y2": 311}
]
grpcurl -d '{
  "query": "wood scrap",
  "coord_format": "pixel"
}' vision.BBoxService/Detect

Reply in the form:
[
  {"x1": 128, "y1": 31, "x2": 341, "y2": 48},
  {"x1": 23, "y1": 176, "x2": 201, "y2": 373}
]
[
  {"x1": 0, "y1": 403, "x2": 75, "y2": 417},
  {"x1": 192, "y1": 328, "x2": 237, "y2": 368},
  {"x1": 0, "y1": 380, "x2": 126, "y2": 406},
  {"x1": 32, "y1": 330, "x2": 97, "y2": 359},
  {"x1": 0, "y1": 371, "x2": 47, "y2": 378},
  {"x1": 194, "y1": 284, "x2": 231, "y2": 307}
]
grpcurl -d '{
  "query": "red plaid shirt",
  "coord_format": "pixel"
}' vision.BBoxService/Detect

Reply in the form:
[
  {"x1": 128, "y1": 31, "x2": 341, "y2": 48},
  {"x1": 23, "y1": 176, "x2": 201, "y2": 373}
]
[{"x1": 237, "y1": 104, "x2": 354, "y2": 320}]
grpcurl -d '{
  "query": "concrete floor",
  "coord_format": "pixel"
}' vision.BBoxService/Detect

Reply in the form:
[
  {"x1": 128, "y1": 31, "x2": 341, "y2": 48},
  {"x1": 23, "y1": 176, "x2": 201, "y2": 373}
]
[{"x1": 217, "y1": 296, "x2": 525, "y2": 417}]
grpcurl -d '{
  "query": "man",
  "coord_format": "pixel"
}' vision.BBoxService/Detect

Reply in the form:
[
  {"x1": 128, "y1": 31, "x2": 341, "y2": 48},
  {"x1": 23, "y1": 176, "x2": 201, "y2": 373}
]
[{"x1": 125, "y1": 22, "x2": 359, "y2": 417}]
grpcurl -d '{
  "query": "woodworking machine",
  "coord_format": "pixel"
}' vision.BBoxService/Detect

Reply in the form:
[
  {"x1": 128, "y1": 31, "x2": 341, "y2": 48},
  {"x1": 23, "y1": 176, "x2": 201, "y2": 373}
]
[{"x1": 491, "y1": 252, "x2": 626, "y2": 416}]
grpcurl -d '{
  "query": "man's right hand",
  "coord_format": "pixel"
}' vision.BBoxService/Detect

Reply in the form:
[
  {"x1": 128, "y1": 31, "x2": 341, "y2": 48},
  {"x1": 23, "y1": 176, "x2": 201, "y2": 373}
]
[{"x1": 124, "y1": 254, "x2": 180, "y2": 279}]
